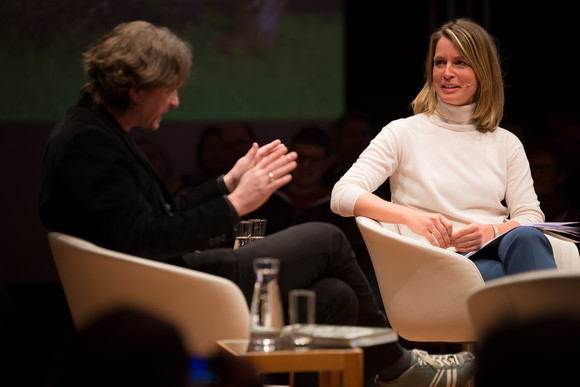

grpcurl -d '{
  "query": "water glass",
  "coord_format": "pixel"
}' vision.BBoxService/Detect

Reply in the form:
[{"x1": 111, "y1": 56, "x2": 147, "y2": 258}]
[
  {"x1": 249, "y1": 219, "x2": 267, "y2": 242},
  {"x1": 234, "y1": 220, "x2": 253, "y2": 249},
  {"x1": 288, "y1": 289, "x2": 316, "y2": 347}
]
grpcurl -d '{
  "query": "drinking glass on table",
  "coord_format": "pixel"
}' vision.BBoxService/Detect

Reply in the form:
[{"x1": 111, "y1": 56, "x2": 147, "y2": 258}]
[
  {"x1": 249, "y1": 219, "x2": 267, "y2": 242},
  {"x1": 288, "y1": 289, "x2": 316, "y2": 347},
  {"x1": 234, "y1": 220, "x2": 253, "y2": 249}
]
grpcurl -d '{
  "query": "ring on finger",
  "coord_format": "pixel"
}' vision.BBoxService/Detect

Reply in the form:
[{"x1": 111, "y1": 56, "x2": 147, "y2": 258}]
[{"x1": 267, "y1": 171, "x2": 274, "y2": 183}]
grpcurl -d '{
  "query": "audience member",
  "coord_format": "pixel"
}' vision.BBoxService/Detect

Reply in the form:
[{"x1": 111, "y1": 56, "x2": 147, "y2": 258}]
[
  {"x1": 500, "y1": 106, "x2": 537, "y2": 145},
  {"x1": 38, "y1": 21, "x2": 476, "y2": 386},
  {"x1": 45, "y1": 308, "x2": 190, "y2": 387},
  {"x1": 551, "y1": 112, "x2": 580, "y2": 205},
  {"x1": 326, "y1": 109, "x2": 391, "y2": 200},
  {"x1": 326, "y1": 109, "x2": 375, "y2": 185},
  {"x1": 181, "y1": 125, "x2": 227, "y2": 189},
  {"x1": 246, "y1": 126, "x2": 383, "y2": 310},
  {"x1": 527, "y1": 138, "x2": 580, "y2": 222},
  {"x1": 44, "y1": 308, "x2": 262, "y2": 387},
  {"x1": 222, "y1": 122, "x2": 257, "y2": 170},
  {"x1": 246, "y1": 125, "x2": 336, "y2": 233}
]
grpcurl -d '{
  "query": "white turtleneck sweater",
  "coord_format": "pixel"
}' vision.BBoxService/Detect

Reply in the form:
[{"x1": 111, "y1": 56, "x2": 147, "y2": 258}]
[{"x1": 330, "y1": 101, "x2": 544, "y2": 244}]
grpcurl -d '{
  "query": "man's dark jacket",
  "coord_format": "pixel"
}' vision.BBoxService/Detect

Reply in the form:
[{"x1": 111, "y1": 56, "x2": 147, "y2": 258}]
[{"x1": 39, "y1": 94, "x2": 239, "y2": 262}]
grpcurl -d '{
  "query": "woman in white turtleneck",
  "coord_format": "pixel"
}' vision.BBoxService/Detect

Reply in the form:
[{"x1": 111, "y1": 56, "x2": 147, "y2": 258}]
[{"x1": 331, "y1": 18, "x2": 556, "y2": 281}]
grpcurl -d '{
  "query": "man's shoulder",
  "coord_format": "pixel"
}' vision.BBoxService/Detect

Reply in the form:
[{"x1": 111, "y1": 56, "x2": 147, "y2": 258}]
[{"x1": 50, "y1": 101, "x2": 120, "y2": 147}]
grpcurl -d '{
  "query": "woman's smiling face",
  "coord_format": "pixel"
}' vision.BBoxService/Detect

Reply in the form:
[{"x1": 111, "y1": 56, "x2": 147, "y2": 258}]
[{"x1": 432, "y1": 37, "x2": 478, "y2": 106}]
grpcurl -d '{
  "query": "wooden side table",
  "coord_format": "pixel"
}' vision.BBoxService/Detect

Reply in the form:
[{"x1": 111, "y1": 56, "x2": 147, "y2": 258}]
[{"x1": 217, "y1": 339, "x2": 364, "y2": 387}]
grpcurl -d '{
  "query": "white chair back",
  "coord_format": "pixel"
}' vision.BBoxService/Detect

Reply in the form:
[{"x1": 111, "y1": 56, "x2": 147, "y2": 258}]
[
  {"x1": 468, "y1": 270, "x2": 580, "y2": 340},
  {"x1": 48, "y1": 232, "x2": 251, "y2": 357},
  {"x1": 356, "y1": 216, "x2": 485, "y2": 343}
]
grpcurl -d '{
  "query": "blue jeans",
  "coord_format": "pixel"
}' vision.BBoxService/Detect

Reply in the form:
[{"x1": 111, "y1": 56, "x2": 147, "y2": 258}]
[{"x1": 470, "y1": 226, "x2": 557, "y2": 281}]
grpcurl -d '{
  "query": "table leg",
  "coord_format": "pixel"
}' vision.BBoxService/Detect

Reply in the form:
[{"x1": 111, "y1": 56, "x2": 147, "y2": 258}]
[
  {"x1": 319, "y1": 371, "x2": 341, "y2": 387},
  {"x1": 342, "y1": 350, "x2": 364, "y2": 387}
]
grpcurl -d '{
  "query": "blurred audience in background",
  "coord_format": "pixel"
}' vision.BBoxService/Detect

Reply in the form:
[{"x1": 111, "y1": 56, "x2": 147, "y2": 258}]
[
  {"x1": 181, "y1": 125, "x2": 227, "y2": 190},
  {"x1": 244, "y1": 125, "x2": 384, "y2": 312},
  {"x1": 136, "y1": 107, "x2": 580, "y2": 229},
  {"x1": 326, "y1": 110, "x2": 391, "y2": 200},
  {"x1": 245, "y1": 125, "x2": 337, "y2": 233},
  {"x1": 326, "y1": 110, "x2": 375, "y2": 185},
  {"x1": 500, "y1": 106, "x2": 537, "y2": 145},
  {"x1": 527, "y1": 137, "x2": 580, "y2": 223},
  {"x1": 500, "y1": 107, "x2": 580, "y2": 223},
  {"x1": 222, "y1": 122, "x2": 258, "y2": 170},
  {"x1": 550, "y1": 112, "x2": 580, "y2": 206}
]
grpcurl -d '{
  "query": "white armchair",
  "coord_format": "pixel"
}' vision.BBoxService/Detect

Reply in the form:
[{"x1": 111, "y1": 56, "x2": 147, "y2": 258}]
[
  {"x1": 355, "y1": 216, "x2": 484, "y2": 344},
  {"x1": 355, "y1": 216, "x2": 580, "y2": 345},
  {"x1": 48, "y1": 232, "x2": 251, "y2": 357}
]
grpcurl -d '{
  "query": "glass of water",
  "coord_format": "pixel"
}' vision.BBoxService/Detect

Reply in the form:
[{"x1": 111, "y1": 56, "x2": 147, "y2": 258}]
[
  {"x1": 234, "y1": 220, "x2": 253, "y2": 249},
  {"x1": 288, "y1": 289, "x2": 316, "y2": 347},
  {"x1": 249, "y1": 219, "x2": 267, "y2": 242}
]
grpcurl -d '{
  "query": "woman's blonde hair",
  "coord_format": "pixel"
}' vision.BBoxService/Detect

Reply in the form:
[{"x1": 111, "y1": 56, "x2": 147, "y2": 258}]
[
  {"x1": 412, "y1": 18, "x2": 504, "y2": 132},
  {"x1": 81, "y1": 21, "x2": 192, "y2": 111}
]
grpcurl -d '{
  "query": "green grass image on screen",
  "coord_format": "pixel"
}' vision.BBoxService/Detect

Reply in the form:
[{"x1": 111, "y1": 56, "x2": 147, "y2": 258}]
[{"x1": 0, "y1": 2, "x2": 343, "y2": 122}]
